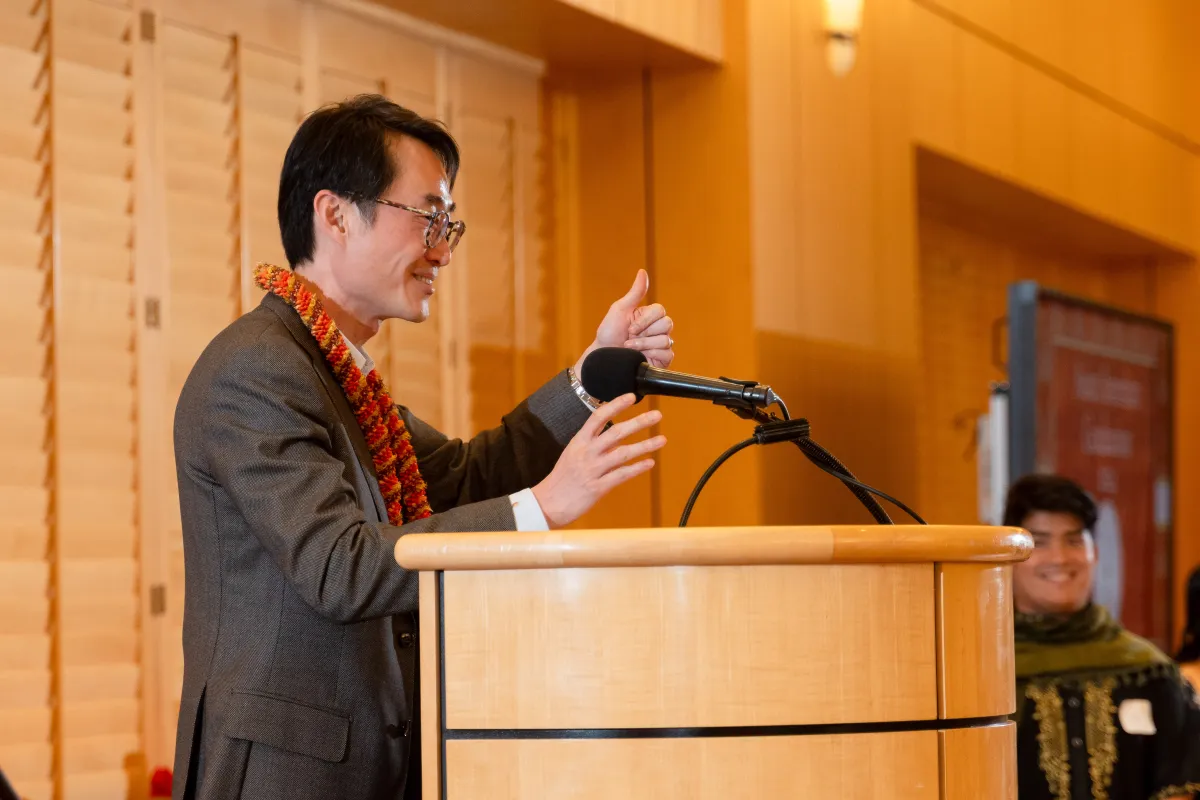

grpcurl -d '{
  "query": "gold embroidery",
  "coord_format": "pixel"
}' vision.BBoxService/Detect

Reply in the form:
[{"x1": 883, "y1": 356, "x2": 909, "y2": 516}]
[
  {"x1": 1084, "y1": 678, "x2": 1118, "y2": 800},
  {"x1": 1150, "y1": 783, "x2": 1200, "y2": 800},
  {"x1": 1029, "y1": 683, "x2": 1071, "y2": 800}
]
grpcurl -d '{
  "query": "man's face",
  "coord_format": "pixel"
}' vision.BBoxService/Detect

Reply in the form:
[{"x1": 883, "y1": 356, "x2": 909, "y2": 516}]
[
  {"x1": 335, "y1": 135, "x2": 455, "y2": 324},
  {"x1": 1013, "y1": 510, "x2": 1096, "y2": 615}
]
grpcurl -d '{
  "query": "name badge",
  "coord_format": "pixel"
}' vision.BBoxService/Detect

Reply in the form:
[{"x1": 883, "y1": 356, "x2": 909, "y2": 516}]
[{"x1": 1117, "y1": 698, "x2": 1156, "y2": 735}]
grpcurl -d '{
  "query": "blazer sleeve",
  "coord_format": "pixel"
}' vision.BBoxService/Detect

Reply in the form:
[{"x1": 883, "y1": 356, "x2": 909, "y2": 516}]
[
  {"x1": 401, "y1": 370, "x2": 592, "y2": 513},
  {"x1": 199, "y1": 340, "x2": 516, "y2": 623}
]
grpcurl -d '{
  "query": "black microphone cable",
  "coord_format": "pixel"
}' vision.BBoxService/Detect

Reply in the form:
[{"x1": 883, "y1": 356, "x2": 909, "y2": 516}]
[{"x1": 678, "y1": 409, "x2": 926, "y2": 527}]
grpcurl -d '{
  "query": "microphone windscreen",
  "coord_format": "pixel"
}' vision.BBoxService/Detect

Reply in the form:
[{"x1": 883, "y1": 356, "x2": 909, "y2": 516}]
[{"x1": 580, "y1": 347, "x2": 646, "y2": 402}]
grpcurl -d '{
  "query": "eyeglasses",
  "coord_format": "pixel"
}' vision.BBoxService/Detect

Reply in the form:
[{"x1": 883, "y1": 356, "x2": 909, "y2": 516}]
[{"x1": 372, "y1": 197, "x2": 466, "y2": 252}]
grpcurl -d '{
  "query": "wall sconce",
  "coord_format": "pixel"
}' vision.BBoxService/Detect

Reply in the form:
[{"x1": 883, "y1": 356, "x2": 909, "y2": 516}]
[{"x1": 823, "y1": 0, "x2": 863, "y2": 76}]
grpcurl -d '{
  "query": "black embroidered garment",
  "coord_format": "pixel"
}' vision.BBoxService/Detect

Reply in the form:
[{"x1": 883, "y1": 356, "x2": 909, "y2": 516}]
[{"x1": 1015, "y1": 605, "x2": 1200, "y2": 799}]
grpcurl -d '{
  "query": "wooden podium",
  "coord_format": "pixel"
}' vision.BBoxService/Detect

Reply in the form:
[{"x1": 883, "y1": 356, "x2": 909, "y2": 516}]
[{"x1": 395, "y1": 525, "x2": 1031, "y2": 799}]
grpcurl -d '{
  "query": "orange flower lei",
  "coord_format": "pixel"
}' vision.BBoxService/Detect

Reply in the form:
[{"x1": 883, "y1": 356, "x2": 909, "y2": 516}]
[{"x1": 254, "y1": 263, "x2": 433, "y2": 525}]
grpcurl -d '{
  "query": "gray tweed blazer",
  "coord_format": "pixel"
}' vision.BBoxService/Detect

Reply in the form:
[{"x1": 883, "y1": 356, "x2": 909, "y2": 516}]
[{"x1": 170, "y1": 293, "x2": 589, "y2": 800}]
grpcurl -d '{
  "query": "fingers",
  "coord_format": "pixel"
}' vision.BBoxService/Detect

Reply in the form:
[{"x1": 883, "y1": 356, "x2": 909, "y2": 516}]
[
  {"x1": 643, "y1": 349, "x2": 674, "y2": 368},
  {"x1": 594, "y1": 458, "x2": 657, "y2": 494},
  {"x1": 595, "y1": 408, "x2": 662, "y2": 449},
  {"x1": 628, "y1": 303, "x2": 667, "y2": 337},
  {"x1": 612, "y1": 269, "x2": 649, "y2": 310},
  {"x1": 579, "y1": 392, "x2": 638, "y2": 437},
  {"x1": 599, "y1": 435, "x2": 667, "y2": 473},
  {"x1": 627, "y1": 314, "x2": 673, "y2": 342},
  {"x1": 624, "y1": 333, "x2": 671, "y2": 353}
]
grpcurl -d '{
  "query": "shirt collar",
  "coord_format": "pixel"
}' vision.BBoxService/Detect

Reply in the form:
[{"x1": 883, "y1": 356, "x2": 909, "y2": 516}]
[{"x1": 342, "y1": 335, "x2": 375, "y2": 375}]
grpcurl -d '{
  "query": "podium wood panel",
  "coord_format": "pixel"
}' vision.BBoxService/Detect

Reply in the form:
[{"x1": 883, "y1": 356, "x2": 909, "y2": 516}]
[
  {"x1": 419, "y1": 572, "x2": 442, "y2": 800},
  {"x1": 939, "y1": 723, "x2": 1017, "y2": 800},
  {"x1": 412, "y1": 526, "x2": 1030, "y2": 800},
  {"x1": 937, "y1": 564, "x2": 1016, "y2": 718},
  {"x1": 444, "y1": 732, "x2": 940, "y2": 799},
  {"x1": 441, "y1": 564, "x2": 936, "y2": 729}
]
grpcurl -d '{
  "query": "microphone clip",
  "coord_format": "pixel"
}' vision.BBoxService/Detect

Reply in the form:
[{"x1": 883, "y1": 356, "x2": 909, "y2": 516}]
[{"x1": 753, "y1": 418, "x2": 811, "y2": 445}]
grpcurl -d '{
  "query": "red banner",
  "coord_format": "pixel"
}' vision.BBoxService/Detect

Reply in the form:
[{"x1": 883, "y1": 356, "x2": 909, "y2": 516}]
[{"x1": 1035, "y1": 298, "x2": 1172, "y2": 646}]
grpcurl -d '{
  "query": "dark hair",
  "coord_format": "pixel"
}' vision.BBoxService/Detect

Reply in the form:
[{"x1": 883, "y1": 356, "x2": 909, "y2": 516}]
[
  {"x1": 1176, "y1": 567, "x2": 1200, "y2": 662},
  {"x1": 278, "y1": 94, "x2": 460, "y2": 267},
  {"x1": 1002, "y1": 474, "x2": 1098, "y2": 532}
]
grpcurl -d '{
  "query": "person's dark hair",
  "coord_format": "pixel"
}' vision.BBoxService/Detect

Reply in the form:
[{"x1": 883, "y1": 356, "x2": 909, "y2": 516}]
[
  {"x1": 1176, "y1": 567, "x2": 1200, "y2": 662},
  {"x1": 1002, "y1": 474, "x2": 1098, "y2": 532},
  {"x1": 278, "y1": 94, "x2": 460, "y2": 267}
]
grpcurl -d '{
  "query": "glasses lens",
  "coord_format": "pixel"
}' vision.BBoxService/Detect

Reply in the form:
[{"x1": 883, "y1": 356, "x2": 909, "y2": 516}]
[
  {"x1": 425, "y1": 213, "x2": 449, "y2": 248},
  {"x1": 445, "y1": 222, "x2": 465, "y2": 252}
]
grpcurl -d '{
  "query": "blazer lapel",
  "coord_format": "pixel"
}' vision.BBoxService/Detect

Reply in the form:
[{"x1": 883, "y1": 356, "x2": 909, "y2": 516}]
[{"x1": 262, "y1": 294, "x2": 389, "y2": 523}]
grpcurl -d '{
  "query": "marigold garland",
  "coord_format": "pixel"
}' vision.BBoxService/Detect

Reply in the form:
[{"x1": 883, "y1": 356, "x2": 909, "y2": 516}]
[{"x1": 254, "y1": 263, "x2": 432, "y2": 525}]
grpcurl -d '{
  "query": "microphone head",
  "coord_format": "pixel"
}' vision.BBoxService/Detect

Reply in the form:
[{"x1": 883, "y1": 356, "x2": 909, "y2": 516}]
[{"x1": 580, "y1": 347, "x2": 647, "y2": 402}]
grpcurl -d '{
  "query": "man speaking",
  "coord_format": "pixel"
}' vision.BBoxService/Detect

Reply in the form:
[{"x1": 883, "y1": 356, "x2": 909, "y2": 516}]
[{"x1": 170, "y1": 94, "x2": 674, "y2": 800}]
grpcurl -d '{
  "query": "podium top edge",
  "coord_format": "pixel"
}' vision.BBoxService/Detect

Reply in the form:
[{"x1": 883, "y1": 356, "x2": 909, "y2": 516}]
[{"x1": 394, "y1": 525, "x2": 1032, "y2": 571}]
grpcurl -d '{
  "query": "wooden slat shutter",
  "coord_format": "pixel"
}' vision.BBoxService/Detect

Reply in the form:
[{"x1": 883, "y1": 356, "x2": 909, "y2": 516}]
[
  {"x1": 0, "y1": 3, "x2": 54, "y2": 796},
  {"x1": 51, "y1": 0, "x2": 142, "y2": 797}
]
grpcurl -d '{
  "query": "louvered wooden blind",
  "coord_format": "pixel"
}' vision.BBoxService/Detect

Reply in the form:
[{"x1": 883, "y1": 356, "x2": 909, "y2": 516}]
[
  {"x1": 456, "y1": 54, "x2": 548, "y2": 435},
  {"x1": 0, "y1": 0, "x2": 54, "y2": 796},
  {"x1": 0, "y1": 0, "x2": 549, "y2": 796},
  {"x1": 53, "y1": 0, "x2": 142, "y2": 796}
]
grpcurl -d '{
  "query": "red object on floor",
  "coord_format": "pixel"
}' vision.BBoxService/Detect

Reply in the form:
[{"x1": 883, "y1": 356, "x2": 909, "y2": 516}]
[{"x1": 150, "y1": 767, "x2": 173, "y2": 797}]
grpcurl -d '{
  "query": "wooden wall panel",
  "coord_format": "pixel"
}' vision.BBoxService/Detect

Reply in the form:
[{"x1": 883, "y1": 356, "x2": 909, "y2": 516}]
[
  {"x1": 916, "y1": 210, "x2": 1156, "y2": 524},
  {"x1": 908, "y1": 3, "x2": 958, "y2": 158},
  {"x1": 925, "y1": 0, "x2": 1200, "y2": 146},
  {"x1": 910, "y1": 2, "x2": 1199, "y2": 256},
  {"x1": 543, "y1": 72, "x2": 656, "y2": 529},
  {"x1": 557, "y1": 0, "x2": 723, "y2": 62},
  {"x1": 959, "y1": 33, "x2": 1016, "y2": 179},
  {"x1": 0, "y1": 1, "x2": 52, "y2": 794},
  {"x1": 649, "y1": 0, "x2": 767, "y2": 528},
  {"x1": 1012, "y1": 57, "x2": 1070, "y2": 202},
  {"x1": 745, "y1": 0, "x2": 920, "y2": 529}
]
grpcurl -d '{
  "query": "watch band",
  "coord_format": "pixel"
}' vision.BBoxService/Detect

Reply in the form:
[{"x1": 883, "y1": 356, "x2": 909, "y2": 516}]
[{"x1": 568, "y1": 366, "x2": 600, "y2": 411}]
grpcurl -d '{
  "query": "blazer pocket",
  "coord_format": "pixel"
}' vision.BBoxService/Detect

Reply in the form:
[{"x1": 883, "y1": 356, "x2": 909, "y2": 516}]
[{"x1": 226, "y1": 690, "x2": 351, "y2": 763}]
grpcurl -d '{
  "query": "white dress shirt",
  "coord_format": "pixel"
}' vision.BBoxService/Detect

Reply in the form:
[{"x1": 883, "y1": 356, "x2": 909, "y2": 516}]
[{"x1": 342, "y1": 335, "x2": 549, "y2": 531}]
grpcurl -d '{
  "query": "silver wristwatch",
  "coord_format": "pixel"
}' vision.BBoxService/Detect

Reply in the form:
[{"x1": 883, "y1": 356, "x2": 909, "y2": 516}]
[{"x1": 567, "y1": 366, "x2": 600, "y2": 411}]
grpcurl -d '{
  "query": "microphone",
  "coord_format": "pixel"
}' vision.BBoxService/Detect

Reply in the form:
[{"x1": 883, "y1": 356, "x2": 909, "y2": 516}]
[{"x1": 580, "y1": 347, "x2": 777, "y2": 411}]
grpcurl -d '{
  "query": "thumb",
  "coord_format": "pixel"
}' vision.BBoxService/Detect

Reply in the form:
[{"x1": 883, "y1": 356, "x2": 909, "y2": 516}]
[{"x1": 614, "y1": 269, "x2": 649, "y2": 309}]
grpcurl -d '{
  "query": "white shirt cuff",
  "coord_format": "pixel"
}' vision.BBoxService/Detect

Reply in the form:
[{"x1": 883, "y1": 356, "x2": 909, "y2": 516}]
[{"x1": 509, "y1": 488, "x2": 549, "y2": 531}]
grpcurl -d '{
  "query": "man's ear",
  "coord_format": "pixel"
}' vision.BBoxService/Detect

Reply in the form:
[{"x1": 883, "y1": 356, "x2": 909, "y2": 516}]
[{"x1": 313, "y1": 190, "x2": 348, "y2": 243}]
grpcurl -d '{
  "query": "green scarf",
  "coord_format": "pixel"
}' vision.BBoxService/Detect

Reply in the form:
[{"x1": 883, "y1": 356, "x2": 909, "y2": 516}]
[{"x1": 1015, "y1": 603, "x2": 1172, "y2": 685}]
